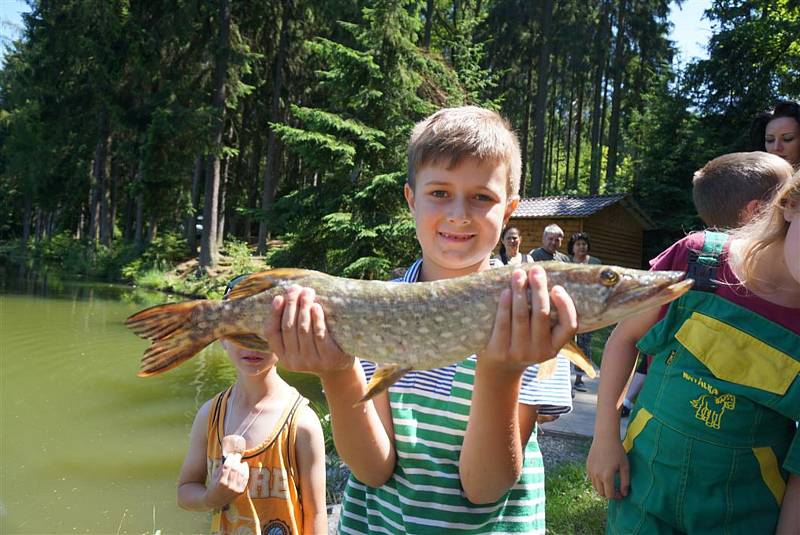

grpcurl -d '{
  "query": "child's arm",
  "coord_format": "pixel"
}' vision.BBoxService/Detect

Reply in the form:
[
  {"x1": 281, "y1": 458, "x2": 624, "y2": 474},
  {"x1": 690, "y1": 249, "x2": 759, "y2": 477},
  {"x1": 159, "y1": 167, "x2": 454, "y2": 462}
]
[
  {"x1": 777, "y1": 473, "x2": 800, "y2": 534},
  {"x1": 177, "y1": 401, "x2": 250, "y2": 511},
  {"x1": 460, "y1": 266, "x2": 577, "y2": 504},
  {"x1": 262, "y1": 286, "x2": 397, "y2": 488},
  {"x1": 586, "y1": 306, "x2": 660, "y2": 500},
  {"x1": 294, "y1": 406, "x2": 328, "y2": 534}
]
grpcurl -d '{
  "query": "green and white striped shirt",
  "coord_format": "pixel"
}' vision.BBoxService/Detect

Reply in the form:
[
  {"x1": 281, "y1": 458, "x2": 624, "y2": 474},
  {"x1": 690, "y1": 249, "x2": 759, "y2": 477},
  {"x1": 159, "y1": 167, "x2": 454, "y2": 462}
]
[{"x1": 338, "y1": 260, "x2": 557, "y2": 534}]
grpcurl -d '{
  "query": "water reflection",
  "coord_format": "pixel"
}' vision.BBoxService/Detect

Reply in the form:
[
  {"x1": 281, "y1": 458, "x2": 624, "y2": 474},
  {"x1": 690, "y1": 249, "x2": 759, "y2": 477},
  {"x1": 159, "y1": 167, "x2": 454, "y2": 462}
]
[{"x1": 0, "y1": 263, "x2": 324, "y2": 534}]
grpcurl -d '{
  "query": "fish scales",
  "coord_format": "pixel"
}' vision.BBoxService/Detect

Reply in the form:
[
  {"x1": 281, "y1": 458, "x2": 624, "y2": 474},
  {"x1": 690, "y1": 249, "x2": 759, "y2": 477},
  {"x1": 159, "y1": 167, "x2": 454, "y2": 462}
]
[{"x1": 127, "y1": 262, "x2": 692, "y2": 382}]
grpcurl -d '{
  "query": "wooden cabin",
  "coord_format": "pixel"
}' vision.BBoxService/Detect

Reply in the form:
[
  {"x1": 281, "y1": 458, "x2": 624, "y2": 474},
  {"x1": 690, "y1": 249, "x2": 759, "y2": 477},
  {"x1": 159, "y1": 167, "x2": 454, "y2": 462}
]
[{"x1": 506, "y1": 194, "x2": 655, "y2": 268}]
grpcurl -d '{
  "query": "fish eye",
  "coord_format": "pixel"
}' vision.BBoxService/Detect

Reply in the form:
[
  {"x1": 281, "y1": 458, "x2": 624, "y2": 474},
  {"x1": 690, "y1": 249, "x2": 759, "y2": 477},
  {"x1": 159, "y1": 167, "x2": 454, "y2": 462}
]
[{"x1": 600, "y1": 268, "x2": 619, "y2": 286}]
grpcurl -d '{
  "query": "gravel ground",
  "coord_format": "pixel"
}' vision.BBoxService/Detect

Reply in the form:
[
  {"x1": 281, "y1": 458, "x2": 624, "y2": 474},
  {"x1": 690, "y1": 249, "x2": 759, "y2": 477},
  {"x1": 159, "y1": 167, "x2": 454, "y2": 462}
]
[{"x1": 538, "y1": 430, "x2": 592, "y2": 472}]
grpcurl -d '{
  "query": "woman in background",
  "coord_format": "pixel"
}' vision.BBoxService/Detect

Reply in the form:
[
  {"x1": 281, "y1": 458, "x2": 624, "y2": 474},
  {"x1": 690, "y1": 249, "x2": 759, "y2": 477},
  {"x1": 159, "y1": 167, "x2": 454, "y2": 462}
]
[
  {"x1": 568, "y1": 232, "x2": 600, "y2": 391},
  {"x1": 751, "y1": 100, "x2": 800, "y2": 168},
  {"x1": 568, "y1": 232, "x2": 601, "y2": 265},
  {"x1": 496, "y1": 226, "x2": 533, "y2": 265}
]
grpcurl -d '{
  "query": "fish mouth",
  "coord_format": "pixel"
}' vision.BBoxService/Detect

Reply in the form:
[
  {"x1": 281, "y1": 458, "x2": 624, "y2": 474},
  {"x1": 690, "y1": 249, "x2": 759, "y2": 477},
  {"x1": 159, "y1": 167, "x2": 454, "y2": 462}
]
[
  {"x1": 611, "y1": 271, "x2": 693, "y2": 314},
  {"x1": 580, "y1": 272, "x2": 693, "y2": 332}
]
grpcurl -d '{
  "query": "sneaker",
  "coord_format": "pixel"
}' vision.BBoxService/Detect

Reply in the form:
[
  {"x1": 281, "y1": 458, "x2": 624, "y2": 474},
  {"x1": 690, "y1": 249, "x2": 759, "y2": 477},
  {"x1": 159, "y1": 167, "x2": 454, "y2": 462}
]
[
  {"x1": 573, "y1": 379, "x2": 587, "y2": 392},
  {"x1": 620, "y1": 405, "x2": 631, "y2": 418}
]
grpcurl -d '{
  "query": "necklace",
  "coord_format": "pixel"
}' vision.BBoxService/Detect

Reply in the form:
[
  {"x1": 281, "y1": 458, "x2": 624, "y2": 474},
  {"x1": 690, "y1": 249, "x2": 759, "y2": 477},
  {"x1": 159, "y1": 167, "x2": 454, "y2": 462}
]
[{"x1": 229, "y1": 385, "x2": 266, "y2": 442}]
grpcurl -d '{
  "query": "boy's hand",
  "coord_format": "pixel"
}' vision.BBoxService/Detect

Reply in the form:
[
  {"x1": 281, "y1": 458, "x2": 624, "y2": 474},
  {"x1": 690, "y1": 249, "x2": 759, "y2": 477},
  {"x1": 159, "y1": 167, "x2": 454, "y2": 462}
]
[
  {"x1": 586, "y1": 434, "x2": 630, "y2": 500},
  {"x1": 263, "y1": 285, "x2": 355, "y2": 376},
  {"x1": 479, "y1": 266, "x2": 577, "y2": 371},
  {"x1": 204, "y1": 455, "x2": 250, "y2": 509}
]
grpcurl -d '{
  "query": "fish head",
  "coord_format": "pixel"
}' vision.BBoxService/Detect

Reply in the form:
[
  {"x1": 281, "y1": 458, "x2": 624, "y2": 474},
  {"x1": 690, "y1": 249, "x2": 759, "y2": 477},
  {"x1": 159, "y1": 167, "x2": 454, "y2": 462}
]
[{"x1": 552, "y1": 264, "x2": 693, "y2": 332}]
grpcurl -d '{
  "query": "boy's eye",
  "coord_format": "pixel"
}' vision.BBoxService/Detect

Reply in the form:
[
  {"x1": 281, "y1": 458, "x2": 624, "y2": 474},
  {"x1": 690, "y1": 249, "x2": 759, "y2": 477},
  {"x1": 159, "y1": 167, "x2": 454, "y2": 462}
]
[
  {"x1": 430, "y1": 190, "x2": 448, "y2": 198},
  {"x1": 474, "y1": 194, "x2": 494, "y2": 202}
]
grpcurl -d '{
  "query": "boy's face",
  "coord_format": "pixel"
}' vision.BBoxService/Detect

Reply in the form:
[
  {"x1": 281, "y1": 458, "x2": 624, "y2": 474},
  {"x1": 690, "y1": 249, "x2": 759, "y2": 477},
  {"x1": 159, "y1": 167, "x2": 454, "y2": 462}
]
[
  {"x1": 405, "y1": 157, "x2": 518, "y2": 280},
  {"x1": 221, "y1": 339, "x2": 278, "y2": 377}
]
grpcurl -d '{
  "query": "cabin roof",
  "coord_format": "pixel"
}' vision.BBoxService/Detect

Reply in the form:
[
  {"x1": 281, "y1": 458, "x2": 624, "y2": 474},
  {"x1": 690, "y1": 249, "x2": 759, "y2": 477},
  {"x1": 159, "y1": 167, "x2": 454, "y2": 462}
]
[{"x1": 511, "y1": 194, "x2": 655, "y2": 230}]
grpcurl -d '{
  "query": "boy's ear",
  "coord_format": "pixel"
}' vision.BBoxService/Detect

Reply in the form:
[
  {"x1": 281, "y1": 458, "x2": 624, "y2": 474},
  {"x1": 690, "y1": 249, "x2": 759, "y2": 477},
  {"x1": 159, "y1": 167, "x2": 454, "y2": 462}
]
[
  {"x1": 739, "y1": 199, "x2": 763, "y2": 225},
  {"x1": 785, "y1": 198, "x2": 800, "y2": 223},
  {"x1": 404, "y1": 183, "x2": 416, "y2": 213},
  {"x1": 503, "y1": 195, "x2": 520, "y2": 225}
]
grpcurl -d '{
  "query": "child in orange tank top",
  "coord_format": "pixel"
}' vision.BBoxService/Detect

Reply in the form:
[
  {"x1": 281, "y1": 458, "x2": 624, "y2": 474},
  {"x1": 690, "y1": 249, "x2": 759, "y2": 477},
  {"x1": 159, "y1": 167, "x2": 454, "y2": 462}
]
[{"x1": 177, "y1": 276, "x2": 327, "y2": 535}]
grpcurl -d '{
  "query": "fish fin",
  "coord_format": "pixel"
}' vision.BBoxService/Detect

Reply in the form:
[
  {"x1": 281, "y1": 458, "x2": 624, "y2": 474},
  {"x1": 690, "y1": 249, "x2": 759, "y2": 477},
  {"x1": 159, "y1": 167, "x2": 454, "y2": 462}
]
[
  {"x1": 226, "y1": 333, "x2": 271, "y2": 352},
  {"x1": 126, "y1": 300, "x2": 204, "y2": 340},
  {"x1": 536, "y1": 358, "x2": 558, "y2": 381},
  {"x1": 561, "y1": 340, "x2": 597, "y2": 379},
  {"x1": 355, "y1": 364, "x2": 412, "y2": 406},
  {"x1": 226, "y1": 269, "x2": 317, "y2": 301},
  {"x1": 125, "y1": 301, "x2": 216, "y2": 376},
  {"x1": 137, "y1": 331, "x2": 216, "y2": 377}
]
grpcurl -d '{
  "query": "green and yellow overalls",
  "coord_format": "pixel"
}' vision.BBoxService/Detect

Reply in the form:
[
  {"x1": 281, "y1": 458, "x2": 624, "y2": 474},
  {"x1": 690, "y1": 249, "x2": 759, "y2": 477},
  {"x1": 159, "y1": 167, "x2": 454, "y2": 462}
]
[{"x1": 609, "y1": 232, "x2": 800, "y2": 534}]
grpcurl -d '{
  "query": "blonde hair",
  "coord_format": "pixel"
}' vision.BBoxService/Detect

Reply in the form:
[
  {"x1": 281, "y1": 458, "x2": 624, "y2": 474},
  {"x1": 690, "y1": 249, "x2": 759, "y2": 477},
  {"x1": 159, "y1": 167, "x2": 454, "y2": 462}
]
[
  {"x1": 732, "y1": 170, "x2": 800, "y2": 288},
  {"x1": 407, "y1": 106, "x2": 522, "y2": 196},
  {"x1": 692, "y1": 152, "x2": 791, "y2": 228}
]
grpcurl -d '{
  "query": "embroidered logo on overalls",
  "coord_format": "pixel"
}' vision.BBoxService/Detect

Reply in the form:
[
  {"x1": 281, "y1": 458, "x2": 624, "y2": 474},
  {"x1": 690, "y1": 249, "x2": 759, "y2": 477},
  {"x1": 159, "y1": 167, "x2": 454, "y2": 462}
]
[{"x1": 690, "y1": 393, "x2": 736, "y2": 429}]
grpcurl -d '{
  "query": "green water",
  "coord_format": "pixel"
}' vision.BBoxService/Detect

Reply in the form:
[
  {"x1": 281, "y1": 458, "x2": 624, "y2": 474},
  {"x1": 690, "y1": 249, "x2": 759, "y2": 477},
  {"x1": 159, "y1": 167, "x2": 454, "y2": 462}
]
[{"x1": 0, "y1": 268, "x2": 324, "y2": 534}]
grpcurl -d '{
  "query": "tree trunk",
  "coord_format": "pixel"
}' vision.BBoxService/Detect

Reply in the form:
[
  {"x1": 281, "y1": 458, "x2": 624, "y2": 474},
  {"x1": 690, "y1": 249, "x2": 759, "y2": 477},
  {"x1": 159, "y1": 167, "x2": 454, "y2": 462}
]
[
  {"x1": 258, "y1": 0, "x2": 291, "y2": 255},
  {"x1": 134, "y1": 164, "x2": 144, "y2": 248},
  {"x1": 589, "y1": 4, "x2": 610, "y2": 195},
  {"x1": 605, "y1": 0, "x2": 627, "y2": 192},
  {"x1": 200, "y1": 0, "x2": 230, "y2": 269},
  {"x1": 89, "y1": 105, "x2": 109, "y2": 245},
  {"x1": 217, "y1": 154, "x2": 230, "y2": 250},
  {"x1": 107, "y1": 156, "x2": 119, "y2": 246},
  {"x1": 573, "y1": 71, "x2": 584, "y2": 190},
  {"x1": 520, "y1": 55, "x2": 535, "y2": 194},
  {"x1": 186, "y1": 154, "x2": 203, "y2": 254},
  {"x1": 22, "y1": 193, "x2": 32, "y2": 244},
  {"x1": 99, "y1": 140, "x2": 113, "y2": 246},
  {"x1": 564, "y1": 80, "x2": 574, "y2": 190},
  {"x1": 530, "y1": 0, "x2": 554, "y2": 197},
  {"x1": 423, "y1": 0, "x2": 434, "y2": 49},
  {"x1": 146, "y1": 216, "x2": 158, "y2": 243}
]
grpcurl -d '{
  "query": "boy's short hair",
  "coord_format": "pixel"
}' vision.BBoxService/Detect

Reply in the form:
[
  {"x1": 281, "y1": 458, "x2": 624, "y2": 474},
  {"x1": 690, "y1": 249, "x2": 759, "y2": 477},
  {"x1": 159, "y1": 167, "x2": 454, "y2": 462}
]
[
  {"x1": 691, "y1": 152, "x2": 791, "y2": 228},
  {"x1": 407, "y1": 106, "x2": 522, "y2": 196}
]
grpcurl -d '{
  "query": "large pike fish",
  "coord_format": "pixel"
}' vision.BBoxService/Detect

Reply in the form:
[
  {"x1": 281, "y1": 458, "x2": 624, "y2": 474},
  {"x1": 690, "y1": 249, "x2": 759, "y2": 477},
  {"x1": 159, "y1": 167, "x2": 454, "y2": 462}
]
[{"x1": 126, "y1": 263, "x2": 691, "y2": 399}]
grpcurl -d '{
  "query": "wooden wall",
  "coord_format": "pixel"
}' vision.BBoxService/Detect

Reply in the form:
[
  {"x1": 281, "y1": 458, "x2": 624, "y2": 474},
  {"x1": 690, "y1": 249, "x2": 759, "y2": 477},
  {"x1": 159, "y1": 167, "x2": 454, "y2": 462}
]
[{"x1": 506, "y1": 203, "x2": 646, "y2": 268}]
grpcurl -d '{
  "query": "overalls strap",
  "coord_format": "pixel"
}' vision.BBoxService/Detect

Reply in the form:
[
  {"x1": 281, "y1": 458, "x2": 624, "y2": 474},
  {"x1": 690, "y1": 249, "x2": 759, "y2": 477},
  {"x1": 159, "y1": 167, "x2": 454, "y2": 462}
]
[{"x1": 686, "y1": 230, "x2": 727, "y2": 292}]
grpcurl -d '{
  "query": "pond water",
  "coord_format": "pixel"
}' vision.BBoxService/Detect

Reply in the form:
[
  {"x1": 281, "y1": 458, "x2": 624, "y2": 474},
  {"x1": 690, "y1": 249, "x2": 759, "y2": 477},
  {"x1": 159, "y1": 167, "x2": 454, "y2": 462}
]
[{"x1": 0, "y1": 265, "x2": 324, "y2": 534}]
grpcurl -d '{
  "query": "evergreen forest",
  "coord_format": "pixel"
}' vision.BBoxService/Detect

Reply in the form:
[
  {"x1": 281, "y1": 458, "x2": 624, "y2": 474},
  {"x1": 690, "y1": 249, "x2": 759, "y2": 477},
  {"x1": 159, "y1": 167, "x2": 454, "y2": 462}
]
[{"x1": 1, "y1": 0, "x2": 798, "y2": 284}]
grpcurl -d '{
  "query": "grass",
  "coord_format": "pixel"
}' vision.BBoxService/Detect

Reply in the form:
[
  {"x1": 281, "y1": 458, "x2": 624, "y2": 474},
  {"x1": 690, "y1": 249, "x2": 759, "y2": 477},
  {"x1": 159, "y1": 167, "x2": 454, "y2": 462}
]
[{"x1": 545, "y1": 462, "x2": 607, "y2": 534}]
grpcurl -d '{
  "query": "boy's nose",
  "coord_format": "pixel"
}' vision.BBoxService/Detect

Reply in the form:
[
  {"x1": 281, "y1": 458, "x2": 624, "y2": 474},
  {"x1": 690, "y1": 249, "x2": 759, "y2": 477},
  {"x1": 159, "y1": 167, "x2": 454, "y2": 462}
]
[{"x1": 447, "y1": 199, "x2": 470, "y2": 224}]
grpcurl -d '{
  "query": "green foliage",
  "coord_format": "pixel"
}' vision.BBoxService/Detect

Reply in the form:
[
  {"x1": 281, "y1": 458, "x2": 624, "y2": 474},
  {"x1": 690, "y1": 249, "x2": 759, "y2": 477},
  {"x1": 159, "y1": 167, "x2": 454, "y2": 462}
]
[
  {"x1": 545, "y1": 462, "x2": 607, "y2": 534},
  {"x1": 121, "y1": 233, "x2": 188, "y2": 280},
  {"x1": 222, "y1": 238, "x2": 262, "y2": 275}
]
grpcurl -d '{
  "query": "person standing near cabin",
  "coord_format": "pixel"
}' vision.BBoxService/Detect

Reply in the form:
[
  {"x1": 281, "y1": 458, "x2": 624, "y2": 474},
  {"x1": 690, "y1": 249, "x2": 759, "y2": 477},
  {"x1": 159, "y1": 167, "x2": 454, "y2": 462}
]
[
  {"x1": 568, "y1": 232, "x2": 601, "y2": 392},
  {"x1": 530, "y1": 224, "x2": 571, "y2": 262},
  {"x1": 495, "y1": 226, "x2": 534, "y2": 265},
  {"x1": 526, "y1": 224, "x2": 575, "y2": 402}
]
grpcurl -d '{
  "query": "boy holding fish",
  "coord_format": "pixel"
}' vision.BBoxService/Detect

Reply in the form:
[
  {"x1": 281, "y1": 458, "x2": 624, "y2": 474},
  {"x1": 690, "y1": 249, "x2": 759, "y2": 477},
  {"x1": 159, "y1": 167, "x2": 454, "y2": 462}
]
[
  {"x1": 125, "y1": 106, "x2": 691, "y2": 532},
  {"x1": 264, "y1": 106, "x2": 579, "y2": 533},
  {"x1": 175, "y1": 276, "x2": 328, "y2": 534},
  {"x1": 587, "y1": 168, "x2": 800, "y2": 533}
]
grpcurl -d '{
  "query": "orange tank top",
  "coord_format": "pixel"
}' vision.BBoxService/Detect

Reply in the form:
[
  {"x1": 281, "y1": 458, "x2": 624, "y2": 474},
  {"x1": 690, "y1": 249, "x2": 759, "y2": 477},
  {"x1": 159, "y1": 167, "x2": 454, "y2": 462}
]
[{"x1": 206, "y1": 386, "x2": 307, "y2": 535}]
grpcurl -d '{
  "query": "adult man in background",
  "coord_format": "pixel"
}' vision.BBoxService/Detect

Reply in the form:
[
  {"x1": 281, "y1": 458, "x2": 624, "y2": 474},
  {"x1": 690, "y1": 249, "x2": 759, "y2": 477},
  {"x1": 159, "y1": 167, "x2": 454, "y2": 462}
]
[{"x1": 530, "y1": 224, "x2": 571, "y2": 262}]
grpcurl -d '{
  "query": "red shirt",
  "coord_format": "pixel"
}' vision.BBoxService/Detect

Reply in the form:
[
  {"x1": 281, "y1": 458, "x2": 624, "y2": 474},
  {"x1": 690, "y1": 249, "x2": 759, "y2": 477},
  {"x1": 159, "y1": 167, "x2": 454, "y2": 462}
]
[{"x1": 650, "y1": 232, "x2": 800, "y2": 334}]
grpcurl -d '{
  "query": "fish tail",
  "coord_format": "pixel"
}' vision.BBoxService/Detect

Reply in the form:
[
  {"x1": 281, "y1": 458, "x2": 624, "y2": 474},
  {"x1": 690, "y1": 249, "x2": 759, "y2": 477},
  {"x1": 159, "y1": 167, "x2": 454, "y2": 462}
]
[{"x1": 125, "y1": 301, "x2": 217, "y2": 377}]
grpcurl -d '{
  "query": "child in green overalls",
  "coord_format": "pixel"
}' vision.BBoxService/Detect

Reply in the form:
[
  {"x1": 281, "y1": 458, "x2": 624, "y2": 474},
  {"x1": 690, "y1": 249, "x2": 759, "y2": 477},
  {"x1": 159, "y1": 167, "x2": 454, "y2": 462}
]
[{"x1": 588, "y1": 172, "x2": 800, "y2": 533}]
